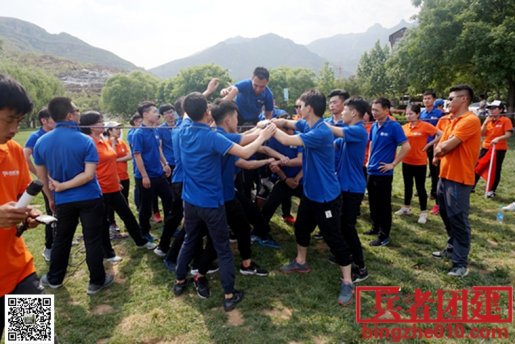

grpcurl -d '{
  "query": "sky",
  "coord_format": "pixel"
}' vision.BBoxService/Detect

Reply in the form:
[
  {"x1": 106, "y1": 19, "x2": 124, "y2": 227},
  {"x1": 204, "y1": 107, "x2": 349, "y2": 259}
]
[{"x1": 1, "y1": 0, "x2": 419, "y2": 69}]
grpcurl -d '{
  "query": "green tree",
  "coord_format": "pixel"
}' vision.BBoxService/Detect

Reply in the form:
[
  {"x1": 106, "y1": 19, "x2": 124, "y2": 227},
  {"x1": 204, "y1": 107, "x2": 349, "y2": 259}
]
[
  {"x1": 166, "y1": 64, "x2": 232, "y2": 102},
  {"x1": 357, "y1": 41, "x2": 392, "y2": 99},
  {"x1": 0, "y1": 61, "x2": 64, "y2": 127},
  {"x1": 316, "y1": 62, "x2": 336, "y2": 96},
  {"x1": 100, "y1": 71, "x2": 160, "y2": 118},
  {"x1": 268, "y1": 67, "x2": 316, "y2": 113},
  {"x1": 388, "y1": 0, "x2": 515, "y2": 110}
]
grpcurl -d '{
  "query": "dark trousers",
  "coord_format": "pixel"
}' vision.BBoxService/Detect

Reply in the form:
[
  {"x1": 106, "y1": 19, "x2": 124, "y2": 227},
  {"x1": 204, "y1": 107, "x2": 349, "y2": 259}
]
[
  {"x1": 236, "y1": 189, "x2": 271, "y2": 239},
  {"x1": 176, "y1": 202, "x2": 235, "y2": 294},
  {"x1": 107, "y1": 179, "x2": 129, "y2": 225},
  {"x1": 165, "y1": 182, "x2": 186, "y2": 262},
  {"x1": 295, "y1": 195, "x2": 353, "y2": 266},
  {"x1": 474, "y1": 148, "x2": 507, "y2": 192},
  {"x1": 437, "y1": 178, "x2": 472, "y2": 268},
  {"x1": 136, "y1": 176, "x2": 174, "y2": 249},
  {"x1": 43, "y1": 191, "x2": 54, "y2": 249},
  {"x1": 103, "y1": 191, "x2": 146, "y2": 246},
  {"x1": 0, "y1": 273, "x2": 43, "y2": 339},
  {"x1": 340, "y1": 191, "x2": 365, "y2": 268},
  {"x1": 427, "y1": 146, "x2": 438, "y2": 198},
  {"x1": 48, "y1": 199, "x2": 106, "y2": 285},
  {"x1": 402, "y1": 163, "x2": 428, "y2": 210},
  {"x1": 225, "y1": 199, "x2": 252, "y2": 261},
  {"x1": 367, "y1": 174, "x2": 393, "y2": 239},
  {"x1": 262, "y1": 180, "x2": 303, "y2": 224}
]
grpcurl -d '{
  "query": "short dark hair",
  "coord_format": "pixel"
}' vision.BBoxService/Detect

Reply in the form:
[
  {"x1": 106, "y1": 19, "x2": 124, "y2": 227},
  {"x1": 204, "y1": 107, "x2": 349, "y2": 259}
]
[
  {"x1": 299, "y1": 89, "x2": 326, "y2": 117},
  {"x1": 328, "y1": 89, "x2": 350, "y2": 102},
  {"x1": 211, "y1": 100, "x2": 239, "y2": 124},
  {"x1": 159, "y1": 103, "x2": 176, "y2": 115},
  {"x1": 174, "y1": 96, "x2": 185, "y2": 117},
  {"x1": 129, "y1": 113, "x2": 142, "y2": 126},
  {"x1": 0, "y1": 74, "x2": 33, "y2": 115},
  {"x1": 137, "y1": 101, "x2": 156, "y2": 116},
  {"x1": 253, "y1": 67, "x2": 270, "y2": 81},
  {"x1": 79, "y1": 111, "x2": 103, "y2": 135},
  {"x1": 183, "y1": 92, "x2": 208, "y2": 121},
  {"x1": 423, "y1": 90, "x2": 436, "y2": 98},
  {"x1": 48, "y1": 97, "x2": 74, "y2": 122},
  {"x1": 407, "y1": 103, "x2": 421, "y2": 114},
  {"x1": 449, "y1": 84, "x2": 474, "y2": 104},
  {"x1": 344, "y1": 97, "x2": 369, "y2": 118},
  {"x1": 373, "y1": 97, "x2": 391, "y2": 110},
  {"x1": 37, "y1": 107, "x2": 51, "y2": 126}
]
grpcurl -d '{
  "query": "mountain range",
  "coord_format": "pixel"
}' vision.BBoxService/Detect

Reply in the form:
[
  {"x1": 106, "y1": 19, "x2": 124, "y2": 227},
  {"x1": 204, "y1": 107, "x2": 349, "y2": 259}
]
[{"x1": 0, "y1": 16, "x2": 414, "y2": 81}]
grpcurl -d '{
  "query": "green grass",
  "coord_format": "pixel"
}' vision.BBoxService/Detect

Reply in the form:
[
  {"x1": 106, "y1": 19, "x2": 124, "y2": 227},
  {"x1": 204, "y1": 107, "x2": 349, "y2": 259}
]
[{"x1": 8, "y1": 129, "x2": 515, "y2": 343}]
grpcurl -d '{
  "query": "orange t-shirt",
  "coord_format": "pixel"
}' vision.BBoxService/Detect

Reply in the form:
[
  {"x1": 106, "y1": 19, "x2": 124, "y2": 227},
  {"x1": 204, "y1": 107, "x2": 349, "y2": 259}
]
[
  {"x1": 482, "y1": 116, "x2": 513, "y2": 151},
  {"x1": 438, "y1": 112, "x2": 481, "y2": 185},
  {"x1": 363, "y1": 121, "x2": 372, "y2": 166},
  {"x1": 402, "y1": 121, "x2": 438, "y2": 165},
  {"x1": 107, "y1": 138, "x2": 130, "y2": 181},
  {"x1": 436, "y1": 115, "x2": 452, "y2": 133},
  {"x1": 0, "y1": 140, "x2": 35, "y2": 296},
  {"x1": 94, "y1": 137, "x2": 121, "y2": 194}
]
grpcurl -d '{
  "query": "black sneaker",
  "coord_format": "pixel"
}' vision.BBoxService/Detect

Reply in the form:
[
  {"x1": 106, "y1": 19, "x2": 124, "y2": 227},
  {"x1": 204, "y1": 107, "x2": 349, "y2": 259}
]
[
  {"x1": 432, "y1": 247, "x2": 453, "y2": 259},
  {"x1": 369, "y1": 237, "x2": 390, "y2": 247},
  {"x1": 173, "y1": 279, "x2": 190, "y2": 296},
  {"x1": 223, "y1": 290, "x2": 244, "y2": 312},
  {"x1": 352, "y1": 267, "x2": 369, "y2": 283},
  {"x1": 364, "y1": 229, "x2": 379, "y2": 235},
  {"x1": 87, "y1": 275, "x2": 114, "y2": 295},
  {"x1": 239, "y1": 261, "x2": 269, "y2": 277},
  {"x1": 194, "y1": 274, "x2": 210, "y2": 299},
  {"x1": 327, "y1": 255, "x2": 337, "y2": 265}
]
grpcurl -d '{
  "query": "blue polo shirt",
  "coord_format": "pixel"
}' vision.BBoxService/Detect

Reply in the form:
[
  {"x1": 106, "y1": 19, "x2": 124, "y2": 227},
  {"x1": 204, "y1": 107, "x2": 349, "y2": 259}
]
[
  {"x1": 296, "y1": 118, "x2": 340, "y2": 202},
  {"x1": 368, "y1": 118, "x2": 407, "y2": 176},
  {"x1": 132, "y1": 124, "x2": 163, "y2": 179},
  {"x1": 267, "y1": 137, "x2": 302, "y2": 178},
  {"x1": 324, "y1": 117, "x2": 346, "y2": 168},
  {"x1": 216, "y1": 127, "x2": 242, "y2": 202},
  {"x1": 420, "y1": 107, "x2": 443, "y2": 142},
  {"x1": 127, "y1": 128, "x2": 136, "y2": 148},
  {"x1": 180, "y1": 122, "x2": 235, "y2": 208},
  {"x1": 25, "y1": 127, "x2": 47, "y2": 150},
  {"x1": 158, "y1": 123, "x2": 175, "y2": 166},
  {"x1": 171, "y1": 118, "x2": 191, "y2": 183},
  {"x1": 335, "y1": 122, "x2": 368, "y2": 193},
  {"x1": 235, "y1": 79, "x2": 274, "y2": 123},
  {"x1": 33, "y1": 121, "x2": 102, "y2": 205},
  {"x1": 258, "y1": 107, "x2": 288, "y2": 121}
]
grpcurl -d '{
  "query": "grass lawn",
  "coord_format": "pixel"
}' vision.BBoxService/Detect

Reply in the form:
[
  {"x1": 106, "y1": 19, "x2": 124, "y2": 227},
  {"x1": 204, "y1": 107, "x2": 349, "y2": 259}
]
[{"x1": 6, "y1": 129, "x2": 515, "y2": 344}]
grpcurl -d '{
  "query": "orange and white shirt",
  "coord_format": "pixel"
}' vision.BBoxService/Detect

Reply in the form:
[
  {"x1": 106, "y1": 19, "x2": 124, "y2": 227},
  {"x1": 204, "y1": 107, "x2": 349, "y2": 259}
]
[
  {"x1": 402, "y1": 121, "x2": 438, "y2": 166},
  {"x1": 482, "y1": 116, "x2": 513, "y2": 151}
]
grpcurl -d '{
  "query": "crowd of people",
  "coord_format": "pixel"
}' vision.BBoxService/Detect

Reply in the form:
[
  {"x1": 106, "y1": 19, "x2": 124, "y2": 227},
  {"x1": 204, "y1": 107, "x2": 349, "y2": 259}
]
[{"x1": 1, "y1": 66, "x2": 514, "y2": 330}]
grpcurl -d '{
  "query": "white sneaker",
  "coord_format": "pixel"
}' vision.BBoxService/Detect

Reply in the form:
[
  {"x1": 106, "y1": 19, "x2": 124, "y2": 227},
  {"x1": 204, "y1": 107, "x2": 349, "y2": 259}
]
[
  {"x1": 502, "y1": 202, "x2": 515, "y2": 211},
  {"x1": 418, "y1": 211, "x2": 428, "y2": 224},
  {"x1": 395, "y1": 207, "x2": 411, "y2": 216},
  {"x1": 153, "y1": 247, "x2": 167, "y2": 257},
  {"x1": 42, "y1": 248, "x2": 52, "y2": 262},
  {"x1": 104, "y1": 255, "x2": 123, "y2": 264},
  {"x1": 139, "y1": 241, "x2": 158, "y2": 250},
  {"x1": 109, "y1": 224, "x2": 120, "y2": 232}
]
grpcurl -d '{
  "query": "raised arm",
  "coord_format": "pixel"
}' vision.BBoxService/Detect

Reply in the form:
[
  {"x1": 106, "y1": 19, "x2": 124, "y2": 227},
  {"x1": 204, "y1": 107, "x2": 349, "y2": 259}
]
[{"x1": 228, "y1": 124, "x2": 276, "y2": 159}]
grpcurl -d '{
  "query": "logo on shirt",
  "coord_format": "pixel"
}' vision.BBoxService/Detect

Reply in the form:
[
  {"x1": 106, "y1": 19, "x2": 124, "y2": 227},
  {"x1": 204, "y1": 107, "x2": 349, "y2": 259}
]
[
  {"x1": 380, "y1": 132, "x2": 389, "y2": 137},
  {"x1": 2, "y1": 170, "x2": 20, "y2": 177},
  {"x1": 413, "y1": 132, "x2": 423, "y2": 136}
]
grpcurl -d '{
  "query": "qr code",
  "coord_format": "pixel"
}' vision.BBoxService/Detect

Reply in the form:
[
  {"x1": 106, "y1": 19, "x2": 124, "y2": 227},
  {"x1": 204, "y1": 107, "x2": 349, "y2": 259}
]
[{"x1": 5, "y1": 294, "x2": 54, "y2": 344}]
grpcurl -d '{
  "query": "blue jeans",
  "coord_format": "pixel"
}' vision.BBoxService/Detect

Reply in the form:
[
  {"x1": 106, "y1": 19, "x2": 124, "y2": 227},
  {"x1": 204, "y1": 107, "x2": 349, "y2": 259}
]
[
  {"x1": 437, "y1": 178, "x2": 472, "y2": 268},
  {"x1": 176, "y1": 202, "x2": 235, "y2": 294}
]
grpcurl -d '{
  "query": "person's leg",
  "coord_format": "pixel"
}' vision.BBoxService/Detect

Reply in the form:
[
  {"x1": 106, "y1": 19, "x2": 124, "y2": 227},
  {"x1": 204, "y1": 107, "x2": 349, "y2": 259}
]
[
  {"x1": 376, "y1": 176, "x2": 393, "y2": 240},
  {"x1": 414, "y1": 165, "x2": 428, "y2": 211},
  {"x1": 340, "y1": 192, "x2": 365, "y2": 268},
  {"x1": 47, "y1": 203, "x2": 79, "y2": 284},
  {"x1": 108, "y1": 191, "x2": 147, "y2": 246},
  {"x1": 136, "y1": 178, "x2": 153, "y2": 236},
  {"x1": 79, "y1": 199, "x2": 108, "y2": 285},
  {"x1": 201, "y1": 206, "x2": 235, "y2": 294},
  {"x1": 444, "y1": 181, "x2": 472, "y2": 268},
  {"x1": 100, "y1": 195, "x2": 116, "y2": 259},
  {"x1": 367, "y1": 175, "x2": 380, "y2": 232},
  {"x1": 492, "y1": 150, "x2": 506, "y2": 192},
  {"x1": 402, "y1": 163, "x2": 414, "y2": 207},
  {"x1": 120, "y1": 179, "x2": 130, "y2": 203},
  {"x1": 175, "y1": 202, "x2": 204, "y2": 281},
  {"x1": 261, "y1": 181, "x2": 291, "y2": 224},
  {"x1": 293, "y1": 197, "x2": 318, "y2": 262},
  {"x1": 225, "y1": 199, "x2": 252, "y2": 261},
  {"x1": 437, "y1": 178, "x2": 452, "y2": 244},
  {"x1": 427, "y1": 147, "x2": 438, "y2": 199},
  {"x1": 42, "y1": 192, "x2": 54, "y2": 250},
  {"x1": 165, "y1": 183, "x2": 185, "y2": 262},
  {"x1": 154, "y1": 176, "x2": 176, "y2": 252},
  {"x1": 236, "y1": 190, "x2": 271, "y2": 239}
]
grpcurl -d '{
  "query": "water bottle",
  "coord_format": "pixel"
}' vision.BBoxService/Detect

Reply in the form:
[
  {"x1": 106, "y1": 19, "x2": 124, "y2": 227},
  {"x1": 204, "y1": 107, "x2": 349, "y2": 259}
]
[{"x1": 496, "y1": 206, "x2": 504, "y2": 224}]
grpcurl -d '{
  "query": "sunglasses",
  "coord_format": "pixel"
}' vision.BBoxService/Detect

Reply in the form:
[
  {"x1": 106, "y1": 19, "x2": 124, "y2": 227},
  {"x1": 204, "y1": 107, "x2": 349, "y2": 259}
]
[{"x1": 294, "y1": 105, "x2": 301, "y2": 109}]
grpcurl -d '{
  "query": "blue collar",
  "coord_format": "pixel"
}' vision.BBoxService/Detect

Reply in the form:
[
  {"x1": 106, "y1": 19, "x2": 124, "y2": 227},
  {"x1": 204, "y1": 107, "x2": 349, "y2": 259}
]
[{"x1": 56, "y1": 121, "x2": 80, "y2": 130}]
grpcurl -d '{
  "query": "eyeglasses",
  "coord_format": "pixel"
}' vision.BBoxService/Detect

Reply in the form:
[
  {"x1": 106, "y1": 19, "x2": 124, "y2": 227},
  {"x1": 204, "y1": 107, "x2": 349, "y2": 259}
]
[{"x1": 294, "y1": 105, "x2": 301, "y2": 109}]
